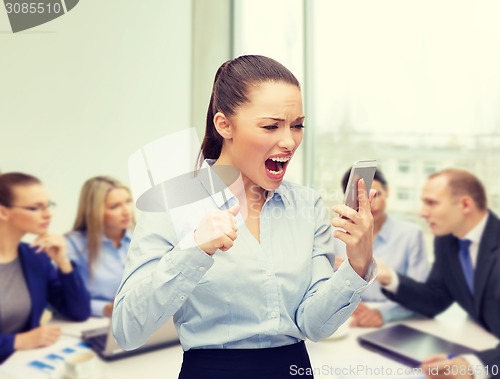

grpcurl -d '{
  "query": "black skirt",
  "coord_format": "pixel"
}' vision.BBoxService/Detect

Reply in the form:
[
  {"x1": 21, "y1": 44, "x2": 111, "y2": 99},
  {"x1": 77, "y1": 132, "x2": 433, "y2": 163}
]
[{"x1": 178, "y1": 341, "x2": 314, "y2": 379}]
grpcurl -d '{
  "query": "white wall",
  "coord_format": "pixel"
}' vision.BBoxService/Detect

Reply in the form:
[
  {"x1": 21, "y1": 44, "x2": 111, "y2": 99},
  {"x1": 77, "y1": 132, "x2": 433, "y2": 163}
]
[{"x1": 0, "y1": 0, "x2": 193, "y2": 233}]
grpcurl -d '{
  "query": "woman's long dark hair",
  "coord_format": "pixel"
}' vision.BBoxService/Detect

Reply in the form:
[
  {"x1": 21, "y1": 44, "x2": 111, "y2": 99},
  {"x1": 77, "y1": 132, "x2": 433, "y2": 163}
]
[{"x1": 198, "y1": 55, "x2": 300, "y2": 167}]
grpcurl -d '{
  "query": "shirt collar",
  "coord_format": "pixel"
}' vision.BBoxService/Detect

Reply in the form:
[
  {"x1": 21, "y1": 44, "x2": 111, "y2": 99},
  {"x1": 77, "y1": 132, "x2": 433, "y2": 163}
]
[
  {"x1": 463, "y1": 212, "x2": 488, "y2": 245},
  {"x1": 265, "y1": 184, "x2": 291, "y2": 206},
  {"x1": 102, "y1": 229, "x2": 132, "y2": 245},
  {"x1": 123, "y1": 229, "x2": 133, "y2": 242}
]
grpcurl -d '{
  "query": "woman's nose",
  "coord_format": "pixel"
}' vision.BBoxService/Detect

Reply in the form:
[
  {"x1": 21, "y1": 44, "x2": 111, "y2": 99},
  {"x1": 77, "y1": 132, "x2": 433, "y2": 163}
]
[
  {"x1": 42, "y1": 209, "x2": 51, "y2": 219},
  {"x1": 277, "y1": 129, "x2": 296, "y2": 151},
  {"x1": 123, "y1": 204, "x2": 132, "y2": 216}
]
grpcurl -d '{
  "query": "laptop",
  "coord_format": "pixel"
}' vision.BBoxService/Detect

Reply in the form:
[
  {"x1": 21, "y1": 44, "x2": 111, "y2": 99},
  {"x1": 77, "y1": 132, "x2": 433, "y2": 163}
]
[
  {"x1": 82, "y1": 318, "x2": 179, "y2": 361},
  {"x1": 358, "y1": 324, "x2": 476, "y2": 367}
]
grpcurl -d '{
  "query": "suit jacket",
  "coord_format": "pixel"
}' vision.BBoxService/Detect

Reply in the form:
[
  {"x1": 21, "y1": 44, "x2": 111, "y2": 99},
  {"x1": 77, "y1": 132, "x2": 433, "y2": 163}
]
[
  {"x1": 0, "y1": 243, "x2": 91, "y2": 363},
  {"x1": 383, "y1": 211, "x2": 500, "y2": 377}
]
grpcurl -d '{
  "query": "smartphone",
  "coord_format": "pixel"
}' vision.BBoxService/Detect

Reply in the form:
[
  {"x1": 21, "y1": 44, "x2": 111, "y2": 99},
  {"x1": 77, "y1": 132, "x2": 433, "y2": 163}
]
[{"x1": 343, "y1": 160, "x2": 378, "y2": 211}]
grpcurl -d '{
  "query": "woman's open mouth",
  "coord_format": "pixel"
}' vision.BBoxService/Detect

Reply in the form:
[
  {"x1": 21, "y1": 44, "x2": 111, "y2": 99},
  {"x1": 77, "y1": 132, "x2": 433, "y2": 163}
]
[{"x1": 265, "y1": 155, "x2": 291, "y2": 180}]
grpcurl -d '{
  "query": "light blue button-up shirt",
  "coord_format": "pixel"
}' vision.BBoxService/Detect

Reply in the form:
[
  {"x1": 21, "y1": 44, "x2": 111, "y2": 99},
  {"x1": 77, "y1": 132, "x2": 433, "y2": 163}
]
[
  {"x1": 335, "y1": 216, "x2": 428, "y2": 322},
  {"x1": 66, "y1": 230, "x2": 131, "y2": 317},
  {"x1": 112, "y1": 160, "x2": 376, "y2": 351}
]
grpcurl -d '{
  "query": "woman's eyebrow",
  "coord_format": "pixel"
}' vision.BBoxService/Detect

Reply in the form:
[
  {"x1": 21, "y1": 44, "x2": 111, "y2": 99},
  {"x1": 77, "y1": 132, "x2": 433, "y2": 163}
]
[
  {"x1": 258, "y1": 116, "x2": 305, "y2": 122},
  {"x1": 259, "y1": 117, "x2": 285, "y2": 121},
  {"x1": 29, "y1": 201, "x2": 49, "y2": 206}
]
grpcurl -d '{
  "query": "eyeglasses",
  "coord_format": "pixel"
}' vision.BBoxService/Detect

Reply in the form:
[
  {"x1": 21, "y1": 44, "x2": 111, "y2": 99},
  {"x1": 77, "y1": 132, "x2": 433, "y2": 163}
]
[{"x1": 9, "y1": 201, "x2": 57, "y2": 212}]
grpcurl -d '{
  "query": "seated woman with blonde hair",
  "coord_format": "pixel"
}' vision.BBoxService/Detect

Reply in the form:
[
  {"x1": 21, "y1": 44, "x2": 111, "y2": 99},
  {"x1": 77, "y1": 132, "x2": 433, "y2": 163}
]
[
  {"x1": 0, "y1": 173, "x2": 90, "y2": 364},
  {"x1": 66, "y1": 176, "x2": 134, "y2": 318}
]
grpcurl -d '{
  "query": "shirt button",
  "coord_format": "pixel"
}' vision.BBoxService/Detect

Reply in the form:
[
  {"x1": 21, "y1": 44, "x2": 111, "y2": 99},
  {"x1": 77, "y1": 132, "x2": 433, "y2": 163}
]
[
  {"x1": 266, "y1": 270, "x2": 272, "y2": 276},
  {"x1": 345, "y1": 279, "x2": 351, "y2": 286},
  {"x1": 198, "y1": 266, "x2": 206, "y2": 272},
  {"x1": 179, "y1": 295, "x2": 186, "y2": 301},
  {"x1": 270, "y1": 311, "x2": 278, "y2": 318}
]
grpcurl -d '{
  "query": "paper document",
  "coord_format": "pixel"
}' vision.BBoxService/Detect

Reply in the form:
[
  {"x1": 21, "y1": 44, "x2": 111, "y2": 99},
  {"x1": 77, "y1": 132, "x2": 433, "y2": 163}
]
[{"x1": 0, "y1": 337, "x2": 91, "y2": 379}]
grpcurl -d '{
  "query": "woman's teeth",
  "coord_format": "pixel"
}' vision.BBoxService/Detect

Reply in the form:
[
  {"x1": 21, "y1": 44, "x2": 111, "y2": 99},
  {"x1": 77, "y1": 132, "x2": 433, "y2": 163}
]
[
  {"x1": 267, "y1": 166, "x2": 284, "y2": 175},
  {"x1": 270, "y1": 156, "x2": 291, "y2": 163}
]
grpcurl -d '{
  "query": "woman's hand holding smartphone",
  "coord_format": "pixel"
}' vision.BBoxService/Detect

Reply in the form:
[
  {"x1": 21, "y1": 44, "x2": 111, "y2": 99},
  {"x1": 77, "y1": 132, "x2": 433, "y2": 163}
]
[
  {"x1": 331, "y1": 160, "x2": 377, "y2": 278},
  {"x1": 342, "y1": 160, "x2": 377, "y2": 211}
]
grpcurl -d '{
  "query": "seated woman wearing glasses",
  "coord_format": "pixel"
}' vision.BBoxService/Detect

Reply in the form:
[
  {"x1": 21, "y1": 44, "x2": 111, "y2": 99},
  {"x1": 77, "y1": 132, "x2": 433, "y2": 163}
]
[
  {"x1": 0, "y1": 172, "x2": 90, "y2": 364},
  {"x1": 65, "y1": 176, "x2": 134, "y2": 318}
]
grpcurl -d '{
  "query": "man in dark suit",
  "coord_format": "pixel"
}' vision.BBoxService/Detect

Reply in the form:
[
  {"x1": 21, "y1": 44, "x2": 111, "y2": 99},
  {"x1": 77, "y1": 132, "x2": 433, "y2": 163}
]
[{"x1": 378, "y1": 168, "x2": 499, "y2": 379}]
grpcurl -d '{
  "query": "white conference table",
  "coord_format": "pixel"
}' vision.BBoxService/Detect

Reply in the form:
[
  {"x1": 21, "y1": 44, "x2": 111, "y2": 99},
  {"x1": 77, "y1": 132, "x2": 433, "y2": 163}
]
[
  {"x1": 307, "y1": 304, "x2": 498, "y2": 379},
  {"x1": 1, "y1": 304, "x2": 497, "y2": 379}
]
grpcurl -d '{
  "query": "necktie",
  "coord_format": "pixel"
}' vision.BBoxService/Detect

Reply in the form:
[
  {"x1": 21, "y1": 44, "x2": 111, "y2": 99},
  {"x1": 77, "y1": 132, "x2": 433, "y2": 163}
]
[{"x1": 458, "y1": 239, "x2": 474, "y2": 294}]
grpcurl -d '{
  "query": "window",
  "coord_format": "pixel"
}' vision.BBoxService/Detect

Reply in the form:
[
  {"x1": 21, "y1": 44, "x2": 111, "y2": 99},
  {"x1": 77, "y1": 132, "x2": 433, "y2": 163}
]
[
  {"x1": 396, "y1": 188, "x2": 411, "y2": 202},
  {"x1": 398, "y1": 161, "x2": 412, "y2": 174},
  {"x1": 307, "y1": 0, "x2": 500, "y2": 217},
  {"x1": 423, "y1": 162, "x2": 437, "y2": 176},
  {"x1": 233, "y1": 0, "x2": 500, "y2": 220}
]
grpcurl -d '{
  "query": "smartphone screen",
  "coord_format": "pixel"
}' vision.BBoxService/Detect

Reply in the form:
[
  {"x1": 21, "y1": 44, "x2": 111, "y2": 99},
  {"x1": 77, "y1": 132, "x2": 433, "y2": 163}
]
[{"x1": 343, "y1": 160, "x2": 377, "y2": 211}]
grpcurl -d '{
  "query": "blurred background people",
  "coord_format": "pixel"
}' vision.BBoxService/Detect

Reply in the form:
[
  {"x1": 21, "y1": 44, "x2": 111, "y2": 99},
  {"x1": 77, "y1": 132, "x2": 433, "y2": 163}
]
[
  {"x1": 379, "y1": 168, "x2": 500, "y2": 379},
  {"x1": 66, "y1": 176, "x2": 134, "y2": 318},
  {"x1": 336, "y1": 168, "x2": 428, "y2": 327},
  {"x1": 0, "y1": 173, "x2": 90, "y2": 364}
]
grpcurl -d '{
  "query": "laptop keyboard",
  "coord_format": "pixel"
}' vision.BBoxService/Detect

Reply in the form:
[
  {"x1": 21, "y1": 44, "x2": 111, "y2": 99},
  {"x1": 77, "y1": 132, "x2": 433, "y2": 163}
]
[{"x1": 86, "y1": 334, "x2": 107, "y2": 351}]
